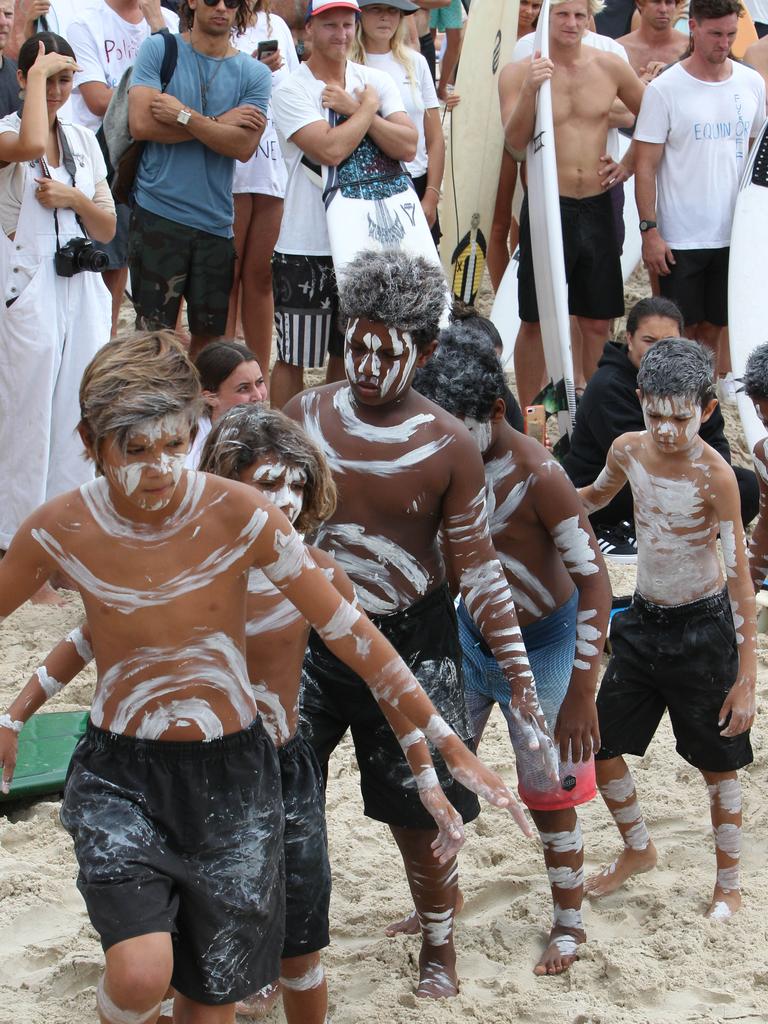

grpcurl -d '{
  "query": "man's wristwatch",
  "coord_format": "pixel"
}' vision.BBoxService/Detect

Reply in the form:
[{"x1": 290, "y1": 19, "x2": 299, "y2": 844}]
[
  {"x1": 176, "y1": 108, "x2": 192, "y2": 126},
  {"x1": 639, "y1": 219, "x2": 657, "y2": 232}
]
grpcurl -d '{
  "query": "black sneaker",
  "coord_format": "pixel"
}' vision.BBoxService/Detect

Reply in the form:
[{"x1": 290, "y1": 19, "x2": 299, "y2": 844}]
[{"x1": 595, "y1": 521, "x2": 638, "y2": 563}]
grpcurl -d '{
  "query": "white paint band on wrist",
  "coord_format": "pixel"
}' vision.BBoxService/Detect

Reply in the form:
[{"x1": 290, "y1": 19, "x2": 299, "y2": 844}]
[{"x1": 0, "y1": 714, "x2": 23, "y2": 734}]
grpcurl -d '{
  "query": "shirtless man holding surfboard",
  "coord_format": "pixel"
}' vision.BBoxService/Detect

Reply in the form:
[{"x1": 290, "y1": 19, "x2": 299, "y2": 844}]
[{"x1": 500, "y1": 0, "x2": 645, "y2": 408}]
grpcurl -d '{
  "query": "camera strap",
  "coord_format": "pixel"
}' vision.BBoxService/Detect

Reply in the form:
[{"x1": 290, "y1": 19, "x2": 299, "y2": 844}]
[{"x1": 39, "y1": 123, "x2": 90, "y2": 256}]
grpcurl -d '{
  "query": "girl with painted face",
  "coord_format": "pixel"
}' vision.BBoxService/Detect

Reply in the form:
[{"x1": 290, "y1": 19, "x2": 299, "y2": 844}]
[
  {"x1": 0, "y1": 32, "x2": 114, "y2": 568},
  {"x1": 186, "y1": 340, "x2": 268, "y2": 468},
  {"x1": 350, "y1": 0, "x2": 444, "y2": 243},
  {"x1": 229, "y1": 1, "x2": 299, "y2": 389}
]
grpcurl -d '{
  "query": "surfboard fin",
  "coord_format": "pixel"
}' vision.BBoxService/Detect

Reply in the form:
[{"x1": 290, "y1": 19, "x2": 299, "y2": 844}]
[{"x1": 450, "y1": 228, "x2": 488, "y2": 306}]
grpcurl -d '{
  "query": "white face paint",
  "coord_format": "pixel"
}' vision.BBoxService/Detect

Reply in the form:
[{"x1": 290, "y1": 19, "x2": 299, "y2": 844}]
[
  {"x1": 641, "y1": 396, "x2": 702, "y2": 453},
  {"x1": 464, "y1": 417, "x2": 493, "y2": 454},
  {"x1": 250, "y1": 459, "x2": 307, "y2": 526},
  {"x1": 344, "y1": 318, "x2": 419, "y2": 403},
  {"x1": 101, "y1": 413, "x2": 192, "y2": 512}
]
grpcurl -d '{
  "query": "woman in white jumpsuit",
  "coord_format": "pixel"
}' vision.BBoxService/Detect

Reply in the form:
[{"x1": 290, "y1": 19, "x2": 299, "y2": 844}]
[{"x1": 0, "y1": 32, "x2": 114, "y2": 552}]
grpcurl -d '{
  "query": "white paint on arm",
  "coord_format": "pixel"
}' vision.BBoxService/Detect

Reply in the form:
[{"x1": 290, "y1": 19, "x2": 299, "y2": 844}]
[
  {"x1": 66, "y1": 626, "x2": 94, "y2": 664},
  {"x1": 552, "y1": 516, "x2": 599, "y2": 576},
  {"x1": 35, "y1": 667, "x2": 64, "y2": 698}
]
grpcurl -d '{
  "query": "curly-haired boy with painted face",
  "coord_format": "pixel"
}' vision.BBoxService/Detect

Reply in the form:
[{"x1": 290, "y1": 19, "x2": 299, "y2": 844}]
[
  {"x1": 580, "y1": 338, "x2": 757, "y2": 923},
  {"x1": 287, "y1": 249, "x2": 560, "y2": 998},
  {"x1": 0, "y1": 332, "x2": 523, "y2": 1024}
]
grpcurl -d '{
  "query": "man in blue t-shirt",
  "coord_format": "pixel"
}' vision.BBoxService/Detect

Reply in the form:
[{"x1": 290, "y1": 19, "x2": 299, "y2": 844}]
[{"x1": 128, "y1": 0, "x2": 270, "y2": 357}]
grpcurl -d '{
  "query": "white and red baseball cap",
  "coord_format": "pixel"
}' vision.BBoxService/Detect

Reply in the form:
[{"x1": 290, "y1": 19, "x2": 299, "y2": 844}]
[{"x1": 305, "y1": 0, "x2": 361, "y2": 19}]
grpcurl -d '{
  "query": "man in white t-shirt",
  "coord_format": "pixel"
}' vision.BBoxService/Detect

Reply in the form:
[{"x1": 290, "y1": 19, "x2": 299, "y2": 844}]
[
  {"x1": 67, "y1": 0, "x2": 178, "y2": 336},
  {"x1": 635, "y1": 0, "x2": 766, "y2": 370},
  {"x1": 270, "y1": 0, "x2": 416, "y2": 409}
]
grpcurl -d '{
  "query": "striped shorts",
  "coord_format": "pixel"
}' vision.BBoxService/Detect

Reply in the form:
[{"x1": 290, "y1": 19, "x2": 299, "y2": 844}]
[{"x1": 272, "y1": 252, "x2": 345, "y2": 369}]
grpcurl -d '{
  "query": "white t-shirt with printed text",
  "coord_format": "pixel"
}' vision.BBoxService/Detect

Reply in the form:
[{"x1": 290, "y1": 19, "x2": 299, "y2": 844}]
[
  {"x1": 232, "y1": 13, "x2": 299, "y2": 197},
  {"x1": 272, "y1": 60, "x2": 406, "y2": 256},
  {"x1": 634, "y1": 60, "x2": 766, "y2": 248},
  {"x1": 68, "y1": 2, "x2": 179, "y2": 132},
  {"x1": 363, "y1": 49, "x2": 438, "y2": 178}
]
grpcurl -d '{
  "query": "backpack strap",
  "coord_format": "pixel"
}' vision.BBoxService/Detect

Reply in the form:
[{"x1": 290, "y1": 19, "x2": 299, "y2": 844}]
[{"x1": 158, "y1": 30, "x2": 178, "y2": 94}]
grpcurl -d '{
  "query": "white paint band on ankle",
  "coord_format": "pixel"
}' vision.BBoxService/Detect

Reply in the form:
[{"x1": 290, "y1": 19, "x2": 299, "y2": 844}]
[
  {"x1": 96, "y1": 976, "x2": 161, "y2": 1024},
  {"x1": 280, "y1": 963, "x2": 325, "y2": 992}
]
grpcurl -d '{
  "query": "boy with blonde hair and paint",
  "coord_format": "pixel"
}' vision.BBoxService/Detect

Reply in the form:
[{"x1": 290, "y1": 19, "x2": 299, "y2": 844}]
[
  {"x1": 0, "y1": 332, "x2": 527, "y2": 1024},
  {"x1": 580, "y1": 338, "x2": 757, "y2": 921},
  {"x1": 414, "y1": 330, "x2": 612, "y2": 976}
]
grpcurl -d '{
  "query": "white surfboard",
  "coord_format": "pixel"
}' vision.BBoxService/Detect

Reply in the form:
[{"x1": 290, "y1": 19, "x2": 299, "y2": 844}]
[
  {"x1": 728, "y1": 115, "x2": 768, "y2": 454},
  {"x1": 491, "y1": 246, "x2": 520, "y2": 368},
  {"x1": 322, "y1": 116, "x2": 442, "y2": 282},
  {"x1": 618, "y1": 133, "x2": 642, "y2": 282},
  {"x1": 440, "y1": 0, "x2": 520, "y2": 306},
  {"x1": 525, "y1": 0, "x2": 576, "y2": 435}
]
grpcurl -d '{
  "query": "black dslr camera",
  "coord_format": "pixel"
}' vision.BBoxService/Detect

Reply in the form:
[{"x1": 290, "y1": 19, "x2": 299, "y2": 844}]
[{"x1": 54, "y1": 237, "x2": 109, "y2": 278}]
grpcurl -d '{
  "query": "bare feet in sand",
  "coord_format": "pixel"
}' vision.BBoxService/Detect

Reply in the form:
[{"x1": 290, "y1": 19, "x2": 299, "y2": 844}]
[
  {"x1": 416, "y1": 953, "x2": 459, "y2": 999},
  {"x1": 705, "y1": 887, "x2": 741, "y2": 921},
  {"x1": 584, "y1": 841, "x2": 658, "y2": 898},
  {"x1": 534, "y1": 927, "x2": 585, "y2": 976},
  {"x1": 385, "y1": 890, "x2": 464, "y2": 937},
  {"x1": 236, "y1": 982, "x2": 280, "y2": 1018}
]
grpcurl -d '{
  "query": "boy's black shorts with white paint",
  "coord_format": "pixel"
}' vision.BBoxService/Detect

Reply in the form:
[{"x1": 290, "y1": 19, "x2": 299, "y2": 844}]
[
  {"x1": 596, "y1": 588, "x2": 752, "y2": 773},
  {"x1": 279, "y1": 733, "x2": 331, "y2": 959},
  {"x1": 300, "y1": 582, "x2": 481, "y2": 830},
  {"x1": 60, "y1": 718, "x2": 285, "y2": 1006}
]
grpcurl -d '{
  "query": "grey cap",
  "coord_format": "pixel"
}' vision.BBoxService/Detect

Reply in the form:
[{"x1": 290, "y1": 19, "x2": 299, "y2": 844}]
[{"x1": 358, "y1": 0, "x2": 420, "y2": 12}]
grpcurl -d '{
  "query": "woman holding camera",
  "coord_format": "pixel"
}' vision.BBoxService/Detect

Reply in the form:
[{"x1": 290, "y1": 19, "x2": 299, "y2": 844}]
[
  {"x1": 0, "y1": 31, "x2": 113, "y2": 566},
  {"x1": 228, "y1": 2, "x2": 298, "y2": 397}
]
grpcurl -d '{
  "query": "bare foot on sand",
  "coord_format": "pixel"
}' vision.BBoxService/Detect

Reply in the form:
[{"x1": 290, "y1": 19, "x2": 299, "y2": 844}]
[
  {"x1": 386, "y1": 890, "x2": 464, "y2": 937},
  {"x1": 705, "y1": 887, "x2": 741, "y2": 921},
  {"x1": 416, "y1": 954, "x2": 459, "y2": 999},
  {"x1": 533, "y1": 927, "x2": 585, "y2": 976},
  {"x1": 236, "y1": 982, "x2": 280, "y2": 1018},
  {"x1": 584, "y1": 842, "x2": 658, "y2": 898},
  {"x1": 29, "y1": 581, "x2": 69, "y2": 606}
]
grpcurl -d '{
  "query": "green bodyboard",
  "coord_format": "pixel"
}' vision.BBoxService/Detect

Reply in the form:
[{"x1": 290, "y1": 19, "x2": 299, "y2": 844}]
[{"x1": 0, "y1": 711, "x2": 87, "y2": 802}]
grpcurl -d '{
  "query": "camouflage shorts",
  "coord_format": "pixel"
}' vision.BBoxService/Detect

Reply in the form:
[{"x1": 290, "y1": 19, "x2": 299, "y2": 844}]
[{"x1": 128, "y1": 205, "x2": 235, "y2": 338}]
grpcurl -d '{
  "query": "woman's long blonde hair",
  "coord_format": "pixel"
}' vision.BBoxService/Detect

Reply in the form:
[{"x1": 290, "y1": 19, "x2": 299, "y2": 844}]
[
  {"x1": 250, "y1": 0, "x2": 272, "y2": 40},
  {"x1": 349, "y1": 13, "x2": 418, "y2": 93}
]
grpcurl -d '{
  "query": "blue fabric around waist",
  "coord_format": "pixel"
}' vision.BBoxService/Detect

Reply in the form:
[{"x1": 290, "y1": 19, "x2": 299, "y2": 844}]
[{"x1": 457, "y1": 588, "x2": 578, "y2": 654}]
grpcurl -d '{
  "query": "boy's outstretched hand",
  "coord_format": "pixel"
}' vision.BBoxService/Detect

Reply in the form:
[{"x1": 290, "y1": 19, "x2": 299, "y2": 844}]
[
  {"x1": 417, "y1": 786, "x2": 466, "y2": 863},
  {"x1": 0, "y1": 722, "x2": 20, "y2": 794},
  {"x1": 437, "y1": 737, "x2": 532, "y2": 837}
]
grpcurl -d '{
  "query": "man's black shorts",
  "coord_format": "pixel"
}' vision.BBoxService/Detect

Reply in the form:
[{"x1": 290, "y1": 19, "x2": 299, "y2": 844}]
[
  {"x1": 60, "y1": 719, "x2": 284, "y2": 1006},
  {"x1": 128, "y1": 204, "x2": 235, "y2": 338},
  {"x1": 279, "y1": 734, "x2": 331, "y2": 959},
  {"x1": 300, "y1": 583, "x2": 481, "y2": 830},
  {"x1": 518, "y1": 190, "x2": 625, "y2": 323},
  {"x1": 658, "y1": 246, "x2": 729, "y2": 327},
  {"x1": 596, "y1": 589, "x2": 752, "y2": 773}
]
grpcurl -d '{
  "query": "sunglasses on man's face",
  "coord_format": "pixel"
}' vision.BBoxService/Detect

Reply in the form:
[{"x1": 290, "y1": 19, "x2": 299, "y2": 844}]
[{"x1": 201, "y1": 0, "x2": 241, "y2": 9}]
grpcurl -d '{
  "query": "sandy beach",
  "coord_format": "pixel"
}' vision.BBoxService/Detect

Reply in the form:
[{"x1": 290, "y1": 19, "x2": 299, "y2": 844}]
[{"x1": 2, "y1": 270, "x2": 768, "y2": 1024}]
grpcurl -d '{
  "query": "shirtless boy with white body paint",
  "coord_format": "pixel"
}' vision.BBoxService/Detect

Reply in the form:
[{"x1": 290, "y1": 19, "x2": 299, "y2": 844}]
[
  {"x1": 579, "y1": 338, "x2": 757, "y2": 921},
  {"x1": 287, "y1": 249, "x2": 559, "y2": 999},
  {"x1": 11, "y1": 401, "x2": 472, "y2": 1024},
  {"x1": 414, "y1": 329, "x2": 612, "y2": 976},
  {"x1": 739, "y1": 343, "x2": 768, "y2": 590},
  {"x1": 0, "y1": 332, "x2": 525, "y2": 1024},
  {"x1": 500, "y1": 0, "x2": 645, "y2": 404}
]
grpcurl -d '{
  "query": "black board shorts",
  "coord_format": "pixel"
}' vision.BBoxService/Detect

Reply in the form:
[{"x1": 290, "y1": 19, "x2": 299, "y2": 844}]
[
  {"x1": 60, "y1": 719, "x2": 284, "y2": 1006},
  {"x1": 658, "y1": 246, "x2": 729, "y2": 327},
  {"x1": 279, "y1": 734, "x2": 331, "y2": 959},
  {"x1": 518, "y1": 190, "x2": 625, "y2": 323},
  {"x1": 300, "y1": 582, "x2": 481, "y2": 830},
  {"x1": 596, "y1": 589, "x2": 752, "y2": 773}
]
